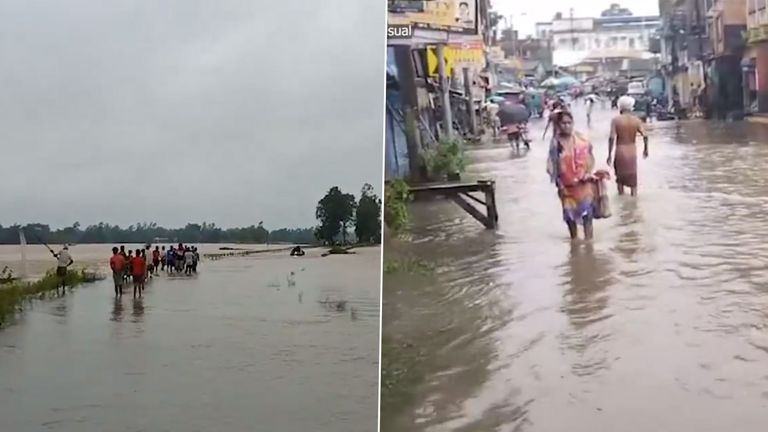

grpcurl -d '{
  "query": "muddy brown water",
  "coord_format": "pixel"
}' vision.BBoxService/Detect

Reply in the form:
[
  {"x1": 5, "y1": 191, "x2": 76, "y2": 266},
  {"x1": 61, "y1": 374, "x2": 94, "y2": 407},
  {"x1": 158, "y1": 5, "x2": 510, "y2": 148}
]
[
  {"x1": 0, "y1": 243, "x2": 295, "y2": 280},
  {"x1": 0, "y1": 247, "x2": 380, "y2": 431},
  {"x1": 383, "y1": 106, "x2": 768, "y2": 431}
]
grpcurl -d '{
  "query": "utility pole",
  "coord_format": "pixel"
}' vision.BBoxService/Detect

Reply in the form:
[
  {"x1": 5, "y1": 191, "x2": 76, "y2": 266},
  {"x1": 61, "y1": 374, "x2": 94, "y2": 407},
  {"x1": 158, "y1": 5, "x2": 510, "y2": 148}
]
[
  {"x1": 463, "y1": 67, "x2": 477, "y2": 136},
  {"x1": 437, "y1": 44, "x2": 453, "y2": 139},
  {"x1": 392, "y1": 46, "x2": 423, "y2": 179},
  {"x1": 570, "y1": 8, "x2": 575, "y2": 49}
]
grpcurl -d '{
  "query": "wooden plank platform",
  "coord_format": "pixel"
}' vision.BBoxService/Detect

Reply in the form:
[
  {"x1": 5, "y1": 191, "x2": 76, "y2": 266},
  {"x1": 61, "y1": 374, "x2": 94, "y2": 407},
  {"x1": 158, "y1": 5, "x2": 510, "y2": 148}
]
[{"x1": 409, "y1": 179, "x2": 498, "y2": 229}]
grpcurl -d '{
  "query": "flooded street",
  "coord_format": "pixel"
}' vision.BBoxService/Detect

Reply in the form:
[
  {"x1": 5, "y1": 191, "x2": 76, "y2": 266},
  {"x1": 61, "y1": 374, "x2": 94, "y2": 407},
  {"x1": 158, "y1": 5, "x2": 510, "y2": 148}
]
[
  {"x1": 383, "y1": 106, "x2": 768, "y2": 431},
  {"x1": 0, "y1": 248, "x2": 379, "y2": 431}
]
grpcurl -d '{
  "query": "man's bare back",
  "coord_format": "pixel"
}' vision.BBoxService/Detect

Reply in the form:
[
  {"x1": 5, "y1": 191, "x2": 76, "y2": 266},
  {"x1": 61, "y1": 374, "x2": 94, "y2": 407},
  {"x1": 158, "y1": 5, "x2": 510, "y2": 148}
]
[
  {"x1": 608, "y1": 113, "x2": 649, "y2": 196},
  {"x1": 611, "y1": 113, "x2": 645, "y2": 145}
]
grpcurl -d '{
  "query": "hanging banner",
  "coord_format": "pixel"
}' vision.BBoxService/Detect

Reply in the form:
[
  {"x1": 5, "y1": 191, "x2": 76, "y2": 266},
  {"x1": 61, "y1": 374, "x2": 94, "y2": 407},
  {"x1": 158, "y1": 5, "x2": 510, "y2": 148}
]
[
  {"x1": 426, "y1": 41, "x2": 485, "y2": 76},
  {"x1": 388, "y1": 0, "x2": 478, "y2": 35}
]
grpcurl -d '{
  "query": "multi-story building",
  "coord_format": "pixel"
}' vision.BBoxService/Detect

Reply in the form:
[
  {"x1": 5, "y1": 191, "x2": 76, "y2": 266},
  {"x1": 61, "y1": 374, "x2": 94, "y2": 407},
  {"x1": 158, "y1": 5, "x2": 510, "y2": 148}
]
[
  {"x1": 744, "y1": 0, "x2": 768, "y2": 112},
  {"x1": 498, "y1": 28, "x2": 553, "y2": 71},
  {"x1": 659, "y1": 0, "x2": 747, "y2": 118},
  {"x1": 537, "y1": 9, "x2": 660, "y2": 77},
  {"x1": 707, "y1": 0, "x2": 747, "y2": 117},
  {"x1": 535, "y1": 22, "x2": 553, "y2": 41},
  {"x1": 658, "y1": 0, "x2": 713, "y2": 113}
]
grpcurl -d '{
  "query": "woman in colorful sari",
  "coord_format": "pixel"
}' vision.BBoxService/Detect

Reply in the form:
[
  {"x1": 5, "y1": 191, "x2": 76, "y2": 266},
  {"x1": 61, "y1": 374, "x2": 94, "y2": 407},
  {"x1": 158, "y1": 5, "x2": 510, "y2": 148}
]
[{"x1": 547, "y1": 111, "x2": 597, "y2": 240}]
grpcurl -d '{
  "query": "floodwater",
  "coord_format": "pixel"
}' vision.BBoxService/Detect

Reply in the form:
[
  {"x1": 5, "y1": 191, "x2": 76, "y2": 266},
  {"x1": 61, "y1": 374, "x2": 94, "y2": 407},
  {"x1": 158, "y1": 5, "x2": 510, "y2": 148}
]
[
  {"x1": 0, "y1": 247, "x2": 380, "y2": 431},
  {"x1": 0, "y1": 243, "x2": 290, "y2": 280},
  {"x1": 383, "y1": 105, "x2": 768, "y2": 431}
]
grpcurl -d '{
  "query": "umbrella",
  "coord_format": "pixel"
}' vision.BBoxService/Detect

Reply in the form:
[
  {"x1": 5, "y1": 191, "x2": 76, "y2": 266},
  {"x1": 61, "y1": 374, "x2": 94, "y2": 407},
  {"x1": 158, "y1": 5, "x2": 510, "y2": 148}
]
[
  {"x1": 497, "y1": 102, "x2": 530, "y2": 125},
  {"x1": 541, "y1": 77, "x2": 558, "y2": 87},
  {"x1": 557, "y1": 76, "x2": 578, "y2": 87},
  {"x1": 494, "y1": 83, "x2": 524, "y2": 94}
]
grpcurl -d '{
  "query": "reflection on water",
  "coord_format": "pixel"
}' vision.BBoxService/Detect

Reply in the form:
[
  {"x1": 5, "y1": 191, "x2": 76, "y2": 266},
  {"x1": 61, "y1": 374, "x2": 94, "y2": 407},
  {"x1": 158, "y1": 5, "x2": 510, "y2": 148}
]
[
  {"x1": 383, "y1": 108, "x2": 768, "y2": 431},
  {"x1": 110, "y1": 298, "x2": 124, "y2": 322},
  {"x1": 0, "y1": 248, "x2": 380, "y2": 431},
  {"x1": 131, "y1": 298, "x2": 145, "y2": 322}
]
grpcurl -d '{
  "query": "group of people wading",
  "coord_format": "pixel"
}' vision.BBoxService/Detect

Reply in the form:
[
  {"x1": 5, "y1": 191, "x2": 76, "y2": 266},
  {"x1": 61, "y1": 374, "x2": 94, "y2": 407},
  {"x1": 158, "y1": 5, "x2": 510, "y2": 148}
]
[
  {"x1": 544, "y1": 95, "x2": 648, "y2": 241},
  {"x1": 109, "y1": 243, "x2": 200, "y2": 297}
]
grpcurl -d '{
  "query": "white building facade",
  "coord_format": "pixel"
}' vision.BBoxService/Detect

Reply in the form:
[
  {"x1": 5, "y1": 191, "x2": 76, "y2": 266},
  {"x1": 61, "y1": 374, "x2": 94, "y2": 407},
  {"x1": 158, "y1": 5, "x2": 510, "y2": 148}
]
[{"x1": 541, "y1": 15, "x2": 661, "y2": 69}]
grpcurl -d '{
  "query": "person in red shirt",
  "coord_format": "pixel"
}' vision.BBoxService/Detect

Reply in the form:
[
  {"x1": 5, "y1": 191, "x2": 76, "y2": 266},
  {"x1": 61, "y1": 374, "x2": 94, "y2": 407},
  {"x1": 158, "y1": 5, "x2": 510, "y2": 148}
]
[
  {"x1": 131, "y1": 249, "x2": 146, "y2": 297},
  {"x1": 109, "y1": 247, "x2": 126, "y2": 296}
]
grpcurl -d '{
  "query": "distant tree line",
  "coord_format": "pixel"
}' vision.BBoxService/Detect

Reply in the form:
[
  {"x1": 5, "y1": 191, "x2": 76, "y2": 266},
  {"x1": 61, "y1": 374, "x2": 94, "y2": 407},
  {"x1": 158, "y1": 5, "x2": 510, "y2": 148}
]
[
  {"x1": 0, "y1": 183, "x2": 383, "y2": 247},
  {"x1": 0, "y1": 222, "x2": 314, "y2": 245}
]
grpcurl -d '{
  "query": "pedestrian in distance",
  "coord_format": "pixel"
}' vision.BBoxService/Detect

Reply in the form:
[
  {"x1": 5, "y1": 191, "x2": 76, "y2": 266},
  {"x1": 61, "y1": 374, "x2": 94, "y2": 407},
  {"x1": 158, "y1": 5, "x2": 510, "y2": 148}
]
[
  {"x1": 131, "y1": 249, "x2": 146, "y2": 297},
  {"x1": 192, "y1": 247, "x2": 200, "y2": 273},
  {"x1": 607, "y1": 96, "x2": 649, "y2": 197},
  {"x1": 52, "y1": 245, "x2": 74, "y2": 293},
  {"x1": 585, "y1": 94, "x2": 598, "y2": 128},
  {"x1": 109, "y1": 247, "x2": 126, "y2": 296},
  {"x1": 166, "y1": 246, "x2": 176, "y2": 274},
  {"x1": 546, "y1": 111, "x2": 598, "y2": 241},
  {"x1": 143, "y1": 245, "x2": 152, "y2": 281},
  {"x1": 152, "y1": 246, "x2": 161, "y2": 275},
  {"x1": 125, "y1": 250, "x2": 134, "y2": 282},
  {"x1": 184, "y1": 247, "x2": 194, "y2": 275}
]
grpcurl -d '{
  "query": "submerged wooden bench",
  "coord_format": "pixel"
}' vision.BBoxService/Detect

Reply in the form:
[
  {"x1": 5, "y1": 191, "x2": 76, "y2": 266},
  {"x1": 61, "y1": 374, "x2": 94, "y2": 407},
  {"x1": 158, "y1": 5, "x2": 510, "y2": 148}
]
[{"x1": 410, "y1": 179, "x2": 499, "y2": 229}]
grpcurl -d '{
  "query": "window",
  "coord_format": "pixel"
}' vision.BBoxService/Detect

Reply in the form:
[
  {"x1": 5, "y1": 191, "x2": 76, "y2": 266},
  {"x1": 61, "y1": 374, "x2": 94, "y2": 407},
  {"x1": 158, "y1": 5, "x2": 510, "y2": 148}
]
[
  {"x1": 595, "y1": 38, "x2": 601, "y2": 48},
  {"x1": 629, "y1": 38, "x2": 635, "y2": 48},
  {"x1": 411, "y1": 49, "x2": 427, "y2": 78}
]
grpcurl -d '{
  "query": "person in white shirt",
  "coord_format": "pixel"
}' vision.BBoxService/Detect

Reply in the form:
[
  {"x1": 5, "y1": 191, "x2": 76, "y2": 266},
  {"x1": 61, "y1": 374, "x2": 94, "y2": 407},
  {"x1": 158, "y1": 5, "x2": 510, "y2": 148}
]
[
  {"x1": 53, "y1": 245, "x2": 74, "y2": 292},
  {"x1": 184, "y1": 248, "x2": 195, "y2": 275},
  {"x1": 586, "y1": 94, "x2": 598, "y2": 127},
  {"x1": 144, "y1": 245, "x2": 153, "y2": 281}
]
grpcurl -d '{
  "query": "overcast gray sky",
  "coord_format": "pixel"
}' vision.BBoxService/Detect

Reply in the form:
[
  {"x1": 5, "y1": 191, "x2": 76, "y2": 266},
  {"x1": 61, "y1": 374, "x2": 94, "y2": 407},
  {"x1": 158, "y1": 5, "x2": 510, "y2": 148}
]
[
  {"x1": 0, "y1": 0, "x2": 385, "y2": 229},
  {"x1": 493, "y1": 0, "x2": 660, "y2": 37}
]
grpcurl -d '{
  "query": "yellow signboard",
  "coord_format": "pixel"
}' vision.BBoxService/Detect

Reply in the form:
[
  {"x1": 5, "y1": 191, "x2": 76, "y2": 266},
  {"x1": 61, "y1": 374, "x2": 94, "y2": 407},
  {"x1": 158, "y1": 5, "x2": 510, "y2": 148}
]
[
  {"x1": 388, "y1": 0, "x2": 477, "y2": 35},
  {"x1": 426, "y1": 43, "x2": 485, "y2": 76}
]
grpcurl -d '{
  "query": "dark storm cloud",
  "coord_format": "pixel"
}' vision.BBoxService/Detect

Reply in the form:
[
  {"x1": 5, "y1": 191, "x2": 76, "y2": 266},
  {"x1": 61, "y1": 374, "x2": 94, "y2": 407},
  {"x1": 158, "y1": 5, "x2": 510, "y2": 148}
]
[{"x1": 0, "y1": 0, "x2": 385, "y2": 229}]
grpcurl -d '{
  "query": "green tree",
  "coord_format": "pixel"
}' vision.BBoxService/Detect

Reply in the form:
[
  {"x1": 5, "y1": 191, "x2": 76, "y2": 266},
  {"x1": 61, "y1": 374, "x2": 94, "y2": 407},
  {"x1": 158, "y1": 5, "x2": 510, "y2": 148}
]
[
  {"x1": 315, "y1": 186, "x2": 357, "y2": 245},
  {"x1": 0, "y1": 222, "x2": 316, "y2": 245},
  {"x1": 355, "y1": 183, "x2": 382, "y2": 244}
]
